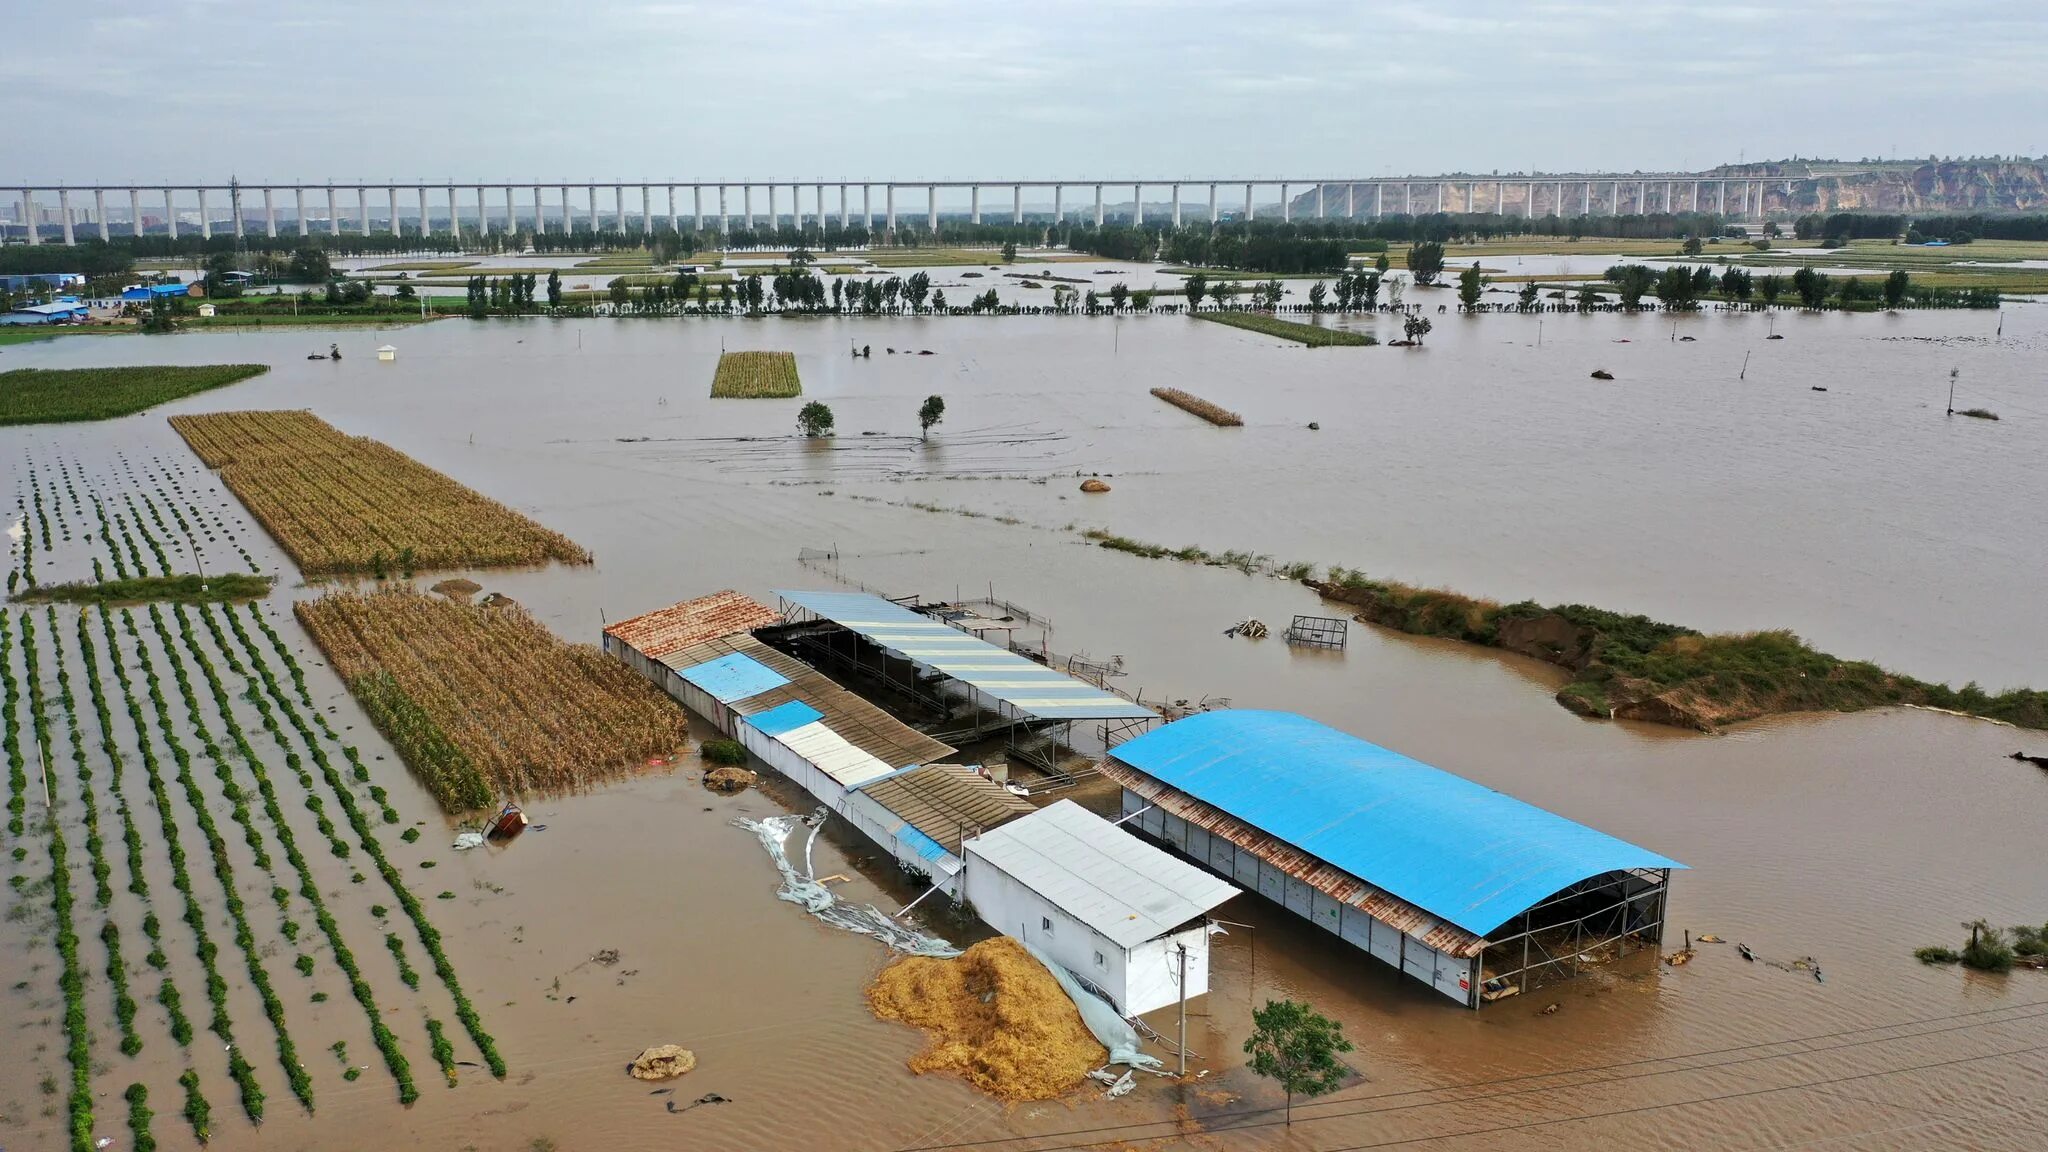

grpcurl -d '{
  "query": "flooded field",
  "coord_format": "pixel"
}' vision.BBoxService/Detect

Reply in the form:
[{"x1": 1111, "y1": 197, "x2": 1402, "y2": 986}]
[{"x1": 4, "y1": 299, "x2": 2046, "y2": 1151}]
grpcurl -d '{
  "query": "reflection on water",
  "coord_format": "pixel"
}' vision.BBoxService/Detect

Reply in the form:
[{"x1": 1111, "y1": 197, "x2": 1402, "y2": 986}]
[{"x1": 3, "y1": 302, "x2": 2045, "y2": 1150}]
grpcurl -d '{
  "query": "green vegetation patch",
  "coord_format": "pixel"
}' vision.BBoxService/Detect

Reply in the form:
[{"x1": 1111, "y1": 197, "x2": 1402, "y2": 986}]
[
  {"x1": 711, "y1": 350, "x2": 802, "y2": 398},
  {"x1": 1192, "y1": 311, "x2": 1376, "y2": 347},
  {"x1": 13, "y1": 573, "x2": 275, "y2": 605},
  {"x1": 0, "y1": 364, "x2": 268, "y2": 425}
]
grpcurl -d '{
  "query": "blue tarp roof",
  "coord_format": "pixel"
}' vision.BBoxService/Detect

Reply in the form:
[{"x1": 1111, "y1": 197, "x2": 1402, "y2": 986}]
[
  {"x1": 774, "y1": 590, "x2": 1155, "y2": 721},
  {"x1": 676, "y1": 652, "x2": 789, "y2": 704},
  {"x1": 746, "y1": 699, "x2": 824, "y2": 738},
  {"x1": 1108, "y1": 710, "x2": 1684, "y2": 937}
]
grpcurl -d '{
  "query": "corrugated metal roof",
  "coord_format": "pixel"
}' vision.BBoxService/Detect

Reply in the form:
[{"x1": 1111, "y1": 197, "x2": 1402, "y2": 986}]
[
  {"x1": 1107, "y1": 711, "x2": 1683, "y2": 938},
  {"x1": 855, "y1": 763, "x2": 1034, "y2": 852},
  {"x1": 732, "y1": 672, "x2": 955, "y2": 770},
  {"x1": 963, "y1": 799, "x2": 1237, "y2": 950},
  {"x1": 1098, "y1": 757, "x2": 1485, "y2": 957},
  {"x1": 774, "y1": 590, "x2": 1156, "y2": 721},
  {"x1": 606, "y1": 590, "x2": 779, "y2": 660},
  {"x1": 747, "y1": 700, "x2": 823, "y2": 737},
  {"x1": 676, "y1": 652, "x2": 790, "y2": 704},
  {"x1": 772, "y1": 721, "x2": 896, "y2": 789},
  {"x1": 659, "y1": 632, "x2": 814, "y2": 679}
]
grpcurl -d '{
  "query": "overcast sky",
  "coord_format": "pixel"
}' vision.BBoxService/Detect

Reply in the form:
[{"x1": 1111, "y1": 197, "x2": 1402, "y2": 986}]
[{"x1": 11, "y1": 0, "x2": 2046, "y2": 186}]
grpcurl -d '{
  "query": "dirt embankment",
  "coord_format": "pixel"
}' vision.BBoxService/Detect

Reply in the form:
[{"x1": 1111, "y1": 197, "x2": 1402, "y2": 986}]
[
  {"x1": 866, "y1": 937, "x2": 1105, "y2": 1101},
  {"x1": 1308, "y1": 579, "x2": 2045, "y2": 734}
]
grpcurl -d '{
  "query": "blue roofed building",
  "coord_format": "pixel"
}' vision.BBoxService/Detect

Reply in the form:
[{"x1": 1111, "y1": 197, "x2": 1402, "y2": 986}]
[{"x1": 1099, "y1": 710, "x2": 1684, "y2": 1007}]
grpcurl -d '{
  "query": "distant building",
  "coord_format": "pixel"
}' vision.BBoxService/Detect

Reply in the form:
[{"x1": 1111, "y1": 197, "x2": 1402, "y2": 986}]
[
  {"x1": 120, "y1": 284, "x2": 189, "y2": 302},
  {"x1": 1, "y1": 301, "x2": 91, "y2": 325},
  {"x1": 0, "y1": 272, "x2": 85, "y2": 293}
]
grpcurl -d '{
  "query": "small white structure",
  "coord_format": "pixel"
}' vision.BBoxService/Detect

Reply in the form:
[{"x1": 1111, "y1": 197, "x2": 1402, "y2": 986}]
[
  {"x1": 376, "y1": 344, "x2": 397, "y2": 361},
  {"x1": 196, "y1": 303, "x2": 216, "y2": 317},
  {"x1": 963, "y1": 800, "x2": 1236, "y2": 1016}
]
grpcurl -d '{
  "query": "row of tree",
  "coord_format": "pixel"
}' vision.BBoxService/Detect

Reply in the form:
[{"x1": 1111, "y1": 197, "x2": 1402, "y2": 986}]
[{"x1": 1795, "y1": 212, "x2": 2048, "y2": 243}]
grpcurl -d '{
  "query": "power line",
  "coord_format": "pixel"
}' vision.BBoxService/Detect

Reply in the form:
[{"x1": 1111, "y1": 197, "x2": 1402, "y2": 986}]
[
  {"x1": 1312, "y1": 1040, "x2": 2048, "y2": 1152},
  {"x1": 868, "y1": 997, "x2": 2048, "y2": 1152}
]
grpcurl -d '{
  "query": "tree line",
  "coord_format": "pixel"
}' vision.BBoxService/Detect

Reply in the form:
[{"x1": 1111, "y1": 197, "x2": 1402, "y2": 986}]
[{"x1": 1795, "y1": 212, "x2": 2048, "y2": 243}]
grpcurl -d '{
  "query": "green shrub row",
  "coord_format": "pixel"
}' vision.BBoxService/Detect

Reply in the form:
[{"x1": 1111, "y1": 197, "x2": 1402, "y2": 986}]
[
  {"x1": 386, "y1": 933, "x2": 421, "y2": 988},
  {"x1": 73, "y1": 612, "x2": 151, "y2": 899},
  {"x1": 107, "y1": 510, "x2": 151, "y2": 582},
  {"x1": 2, "y1": 612, "x2": 25, "y2": 836},
  {"x1": 124, "y1": 1082, "x2": 156, "y2": 1152},
  {"x1": 226, "y1": 602, "x2": 507, "y2": 1078},
  {"x1": 122, "y1": 608, "x2": 279, "y2": 1120},
  {"x1": 183, "y1": 605, "x2": 419, "y2": 1104},
  {"x1": 45, "y1": 610, "x2": 115, "y2": 905},
  {"x1": 93, "y1": 614, "x2": 196, "y2": 1055},
  {"x1": 425, "y1": 1017, "x2": 458, "y2": 1086},
  {"x1": 178, "y1": 1068, "x2": 211, "y2": 1145},
  {"x1": 47, "y1": 613, "x2": 152, "y2": 1062},
  {"x1": 16, "y1": 611, "x2": 96, "y2": 1152},
  {"x1": 121, "y1": 493, "x2": 173, "y2": 576},
  {"x1": 89, "y1": 496, "x2": 132, "y2": 581}
]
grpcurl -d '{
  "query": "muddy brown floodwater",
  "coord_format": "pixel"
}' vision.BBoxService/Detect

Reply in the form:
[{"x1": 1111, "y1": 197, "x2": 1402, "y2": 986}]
[{"x1": 4, "y1": 297, "x2": 2047, "y2": 1152}]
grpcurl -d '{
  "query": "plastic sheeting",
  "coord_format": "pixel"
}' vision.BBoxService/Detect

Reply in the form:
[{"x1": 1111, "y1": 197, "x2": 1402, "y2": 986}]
[
  {"x1": 733, "y1": 811, "x2": 960, "y2": 958},
  {"x1": 1020, "y1": 940, "x2": 1160, "y2": 1071}
]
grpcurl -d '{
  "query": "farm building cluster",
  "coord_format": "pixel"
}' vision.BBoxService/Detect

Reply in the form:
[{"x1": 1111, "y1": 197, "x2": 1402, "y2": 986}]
[{"x1": 604, "y1": 589, "x2": 1682, "y2": 1014}]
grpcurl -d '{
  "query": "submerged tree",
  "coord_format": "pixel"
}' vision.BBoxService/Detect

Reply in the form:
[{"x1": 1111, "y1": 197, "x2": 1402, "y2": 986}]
[
  {"x1": 1244, "y1": 999, "x2": 1353, "y2": 1126},
  {"x1": 1457, "y1": 263, "x2": 1484, "y2": 310},
  {"x1": 1184, "y1": 272, "x2": 1207, "y2": 311},
  {"x1": 797, "y1": 401, "x2": 835, "y2": 438},
  {"x1": 917, "y1": 395, "x2": 945, "y2": 440},
  {"x1": 1406, "y1": 241, "x2": 1445, "y2": 286},
  {"x1": 1402, "y1": 314, "x2": 1433, "y2": 345},
  {"x1": 545, "y1": 269, "x2": 562, "y2": 307}
]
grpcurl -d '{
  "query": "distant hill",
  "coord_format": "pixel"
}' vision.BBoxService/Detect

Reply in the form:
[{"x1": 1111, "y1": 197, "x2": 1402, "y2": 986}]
[{"x1": 1286, "y1": 159, "x2": 2048, "y2": 218}]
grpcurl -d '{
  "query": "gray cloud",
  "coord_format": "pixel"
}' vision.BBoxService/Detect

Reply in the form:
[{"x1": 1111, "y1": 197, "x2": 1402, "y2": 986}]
[{"x1": 7, "y1": 0, "x2": 2043, "y2": 185}]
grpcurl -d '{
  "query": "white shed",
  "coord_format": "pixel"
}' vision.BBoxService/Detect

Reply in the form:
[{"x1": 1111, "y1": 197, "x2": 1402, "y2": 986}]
[{"x1": 962, "y1": 800, "x2": 1237, "y2": 1017}]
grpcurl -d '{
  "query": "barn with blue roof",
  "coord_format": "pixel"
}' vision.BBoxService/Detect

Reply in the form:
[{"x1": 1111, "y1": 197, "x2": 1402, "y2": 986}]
[{"x1": 1099, "y1": 710, "x2": 1683, "y2": 1007}]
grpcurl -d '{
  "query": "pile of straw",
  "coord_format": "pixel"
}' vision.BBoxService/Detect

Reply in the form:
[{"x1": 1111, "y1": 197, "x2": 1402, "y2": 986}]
[{"x1": 866, "y1": 937, "x2": 1105, "y2": 1100}]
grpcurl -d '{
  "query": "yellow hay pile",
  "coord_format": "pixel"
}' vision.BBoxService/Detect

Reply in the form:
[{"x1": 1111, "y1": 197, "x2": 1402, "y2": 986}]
[{"x1": 866, "y1": 937, "x2": 1106, "y2": 1101}]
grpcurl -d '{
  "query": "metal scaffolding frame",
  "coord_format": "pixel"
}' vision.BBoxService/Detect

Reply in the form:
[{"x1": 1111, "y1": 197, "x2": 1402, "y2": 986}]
[{"x1": 1477, "y1": 867, "x2": 1672, "y2": 1002}]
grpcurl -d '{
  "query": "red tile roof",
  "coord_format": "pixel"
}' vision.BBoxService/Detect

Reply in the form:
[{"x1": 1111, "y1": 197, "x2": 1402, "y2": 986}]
[{"x1": 604, "y1": 590, "x2": 779, "y2": 659}]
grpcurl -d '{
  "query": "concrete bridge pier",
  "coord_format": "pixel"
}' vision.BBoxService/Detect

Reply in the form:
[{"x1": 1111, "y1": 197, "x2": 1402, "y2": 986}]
[
  {"x1": 1052, "y1": 184, "x2": 1062, "y2": 223},
  {"x1": 130, "y1": 189, "x2": 143, "y2": 238},
  {"x1": 296, "y1": 188, "x2": 307, "y2": 237},
  {"x1": 767, "y1": 184, "x2": 778, "y2": 230},
  {"x1": 1316, "y1": 183, "x2": 1325, "y2": 218},
  {"x1": 58, "y1": 190, "x2": 74, "y2": 245},
  {"x1": 1280, "y1": 183, "x2": 1290, "y2": 222},
  {"x1": 96, "y1": 189, "x2": 110, "y2": 242},
  {"x1": 20, "y1": 190, "x2": 35, "y2": 245},
  {"x1": 641, "y1": 185, "x2": 652, "y2": 235},
  {"x1": 1209, "y1": 183, "x2": 1219, "y2": 224},
  {"x1": 718, "y1": 185, "x2": 729, "y2": 233},
  {"x1": 356, "y1": 189, "x2": 367, "y2": 236},
  {"x1": 1244, "y1": 183, "x2": 1254, "y2": 222},
  {"x1": 1133, "y1": 183, "x2": 1142, "y2": 226},
  {"x1": 164, "y1": 189, "x2": 177, "y2": 240},
  {"x1": 1171, "y1": 184, "x2": 1181, "y2": 226},
  {"x1": 926, "y1": 184, "x2": 937, "y2": 232},
  {"x1": 1581, "y1": 182, "x2": 1591, "y2": 216},
  {"x1": 198, "y1": 188, "x2": 211, "y2": 239},
  {"x1": 1012, "y1": 183, "x2": 1022, "y2": 225},
  {"x1": 1094, "y1": 184, "x2": 1104, "y2": 227},
  {"x1": 694, "y1": 185, "x2": 705, "y2": 233},
  {"x1": 884, "y1": 184, "x2": 894, "y2": 234},
  {"x1": 262, "y1": 187, "x2": 276, "y2": 238},
  {"x1": 1375, "y1": 183, "x2": 1384, "y2": 218},
  {"x1": 970, "y1": 184, "x2": 980, "y2": 225},
  {"x1": 743, "y1": 185, "x2": 754, "y2": 231}
]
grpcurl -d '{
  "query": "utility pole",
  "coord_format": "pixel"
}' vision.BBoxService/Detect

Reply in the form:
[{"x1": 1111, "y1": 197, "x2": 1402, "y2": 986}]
[
  {"x1": 1946, "y1": 366, "x2": 1958, "y2": 416},
  {"x1": 1176, "y1": 941, "x2": 1189, "y2": 1077}
]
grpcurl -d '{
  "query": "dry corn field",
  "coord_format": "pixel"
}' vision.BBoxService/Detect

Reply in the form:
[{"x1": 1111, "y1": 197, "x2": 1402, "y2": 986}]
[
  {"x1": 1150, "y1": 387, "x2": 1243, "y2": 427},
  {"x1": 169, "y1": 410, "x2": 591, "y2": 575},
  {"x1": 295, "y1": 588, "x2": 690, "y2": 811},
  {"x1": 710, "y1": 351, "x2": 802, "y2": 398}
]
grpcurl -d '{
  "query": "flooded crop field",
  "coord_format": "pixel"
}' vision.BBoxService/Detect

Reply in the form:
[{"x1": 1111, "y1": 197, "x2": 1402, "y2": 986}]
[{"x1": 4, "y1": 299, "x2": 2047, "y2": 1151}]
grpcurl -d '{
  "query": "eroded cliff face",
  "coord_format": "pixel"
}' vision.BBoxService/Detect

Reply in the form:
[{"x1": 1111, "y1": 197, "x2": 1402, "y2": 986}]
[
  {"x1": 1819, "y1": 162, "x2": 2048, "y2": 213},
  {"x1": 1289, "y1": 161, "x2": 2048, "y2": 219}
]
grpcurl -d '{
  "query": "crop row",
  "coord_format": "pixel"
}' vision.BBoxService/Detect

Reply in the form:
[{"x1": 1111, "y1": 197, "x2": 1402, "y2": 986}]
[
  {"x1": 13, "y1": 611, "x2": 95, "y2": 1152},
  {"x1": 169, "y1": 410, "x2": 592, "y2": 574},
  {"x1": 0, "y1": 365, "x2": 270, "y2": 426},
  {"x1": 225, "y1": 602, "x2": 507, "y2": 1077},
  {"x1": 2, "y1": 612, "x2": 24, "y2": 836},
  {"x1": 90, "y1": 496, "x2": 134, "y2": 581},
  {"x1": 183, "y1": 605, "x2": 419, "y2": 1104},
  {"x1": 120, "y1": 608, "x2": 282, "y2": 1121},
  {"x1": 710, "y1": 350, "x2": 804, "y2": 398},
  {"x1": 91, "y1": 614, "x2": 194, "y2": 1051},
  {"x1": 45, "y1": 614, "x2": 148, "y2": 1061}
]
